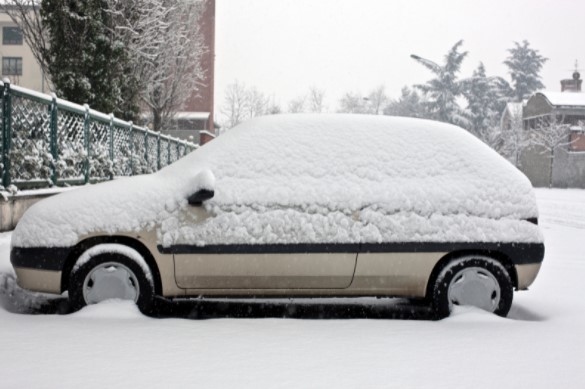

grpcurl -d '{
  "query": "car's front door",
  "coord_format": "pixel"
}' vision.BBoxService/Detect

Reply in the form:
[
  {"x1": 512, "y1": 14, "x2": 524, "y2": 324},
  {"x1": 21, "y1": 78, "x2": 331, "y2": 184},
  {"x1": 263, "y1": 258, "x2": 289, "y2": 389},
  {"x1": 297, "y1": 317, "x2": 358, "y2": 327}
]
[
  {"x1": 167, "y1": 207, "x2": 358, "y2": 289},
  {"x1": 173, "y1": 247, "x2": 357, "y2": 289}
]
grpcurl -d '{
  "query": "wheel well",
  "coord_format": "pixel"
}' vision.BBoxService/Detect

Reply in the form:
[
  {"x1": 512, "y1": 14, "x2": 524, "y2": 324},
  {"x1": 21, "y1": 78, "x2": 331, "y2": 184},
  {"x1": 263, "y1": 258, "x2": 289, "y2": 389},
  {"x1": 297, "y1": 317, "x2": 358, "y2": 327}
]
[
  {"x1": 425, "y1": 250, "x2": 518, "y2": 299},
  {"x1": 61, "y1": 236, "x2": 163, "y2": 296}
]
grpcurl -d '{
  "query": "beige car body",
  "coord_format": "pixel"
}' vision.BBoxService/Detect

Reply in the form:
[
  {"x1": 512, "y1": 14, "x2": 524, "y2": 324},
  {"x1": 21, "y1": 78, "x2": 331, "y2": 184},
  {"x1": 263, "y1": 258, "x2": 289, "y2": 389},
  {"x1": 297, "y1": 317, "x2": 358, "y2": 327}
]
[{"x1": 13, "y1": 205, "x2": 543, "y2": 300}]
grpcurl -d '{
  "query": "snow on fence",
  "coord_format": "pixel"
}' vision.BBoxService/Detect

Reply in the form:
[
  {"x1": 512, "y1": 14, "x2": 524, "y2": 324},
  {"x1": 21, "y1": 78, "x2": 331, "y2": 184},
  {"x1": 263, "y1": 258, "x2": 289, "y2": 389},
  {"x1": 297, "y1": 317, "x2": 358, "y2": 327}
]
[{"x1": 0, "y1": 79, "x2": 197, "y2": 189}]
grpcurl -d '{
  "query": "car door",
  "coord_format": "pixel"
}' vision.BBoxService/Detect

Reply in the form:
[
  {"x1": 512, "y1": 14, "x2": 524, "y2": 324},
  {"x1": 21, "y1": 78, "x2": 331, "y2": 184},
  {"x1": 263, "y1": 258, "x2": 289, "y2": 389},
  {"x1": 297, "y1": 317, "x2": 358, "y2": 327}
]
[{"x1": 170, "y1": 206, "x2": 358, "y2": 289}]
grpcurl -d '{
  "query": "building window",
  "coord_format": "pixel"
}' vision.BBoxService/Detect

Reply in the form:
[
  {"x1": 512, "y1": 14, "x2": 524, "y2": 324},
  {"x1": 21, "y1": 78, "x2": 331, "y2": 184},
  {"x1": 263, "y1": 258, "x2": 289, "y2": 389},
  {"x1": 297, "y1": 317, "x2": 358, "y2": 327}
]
[
  {"x1": 2, "y1": 57, "x2": 23, "y2": 76},
  {"x1": 3, "y1": 27, "x2": 23, "y2": 45}
]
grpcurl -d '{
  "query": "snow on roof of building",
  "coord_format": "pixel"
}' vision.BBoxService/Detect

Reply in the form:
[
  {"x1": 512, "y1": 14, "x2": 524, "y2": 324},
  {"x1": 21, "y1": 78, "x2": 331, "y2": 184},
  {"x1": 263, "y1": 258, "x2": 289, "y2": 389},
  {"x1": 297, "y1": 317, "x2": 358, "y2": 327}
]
[
  {"x1": 174, "y1": 111, "x2": 210, "y2": 120},
  {"x1": 13, "y1": 114, "x2": 542, "y2": 248},
  {"x1": 537, "y1": 91, "x2": 585, "y2": 107}
]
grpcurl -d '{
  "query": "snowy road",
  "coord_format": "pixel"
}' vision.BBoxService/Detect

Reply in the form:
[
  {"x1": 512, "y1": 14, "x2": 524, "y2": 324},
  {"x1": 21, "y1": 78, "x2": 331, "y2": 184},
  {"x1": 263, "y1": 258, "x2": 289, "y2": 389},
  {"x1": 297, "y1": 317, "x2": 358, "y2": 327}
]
[{"x1": 0, "y1": 188, "x2": 584, "y2": 388}]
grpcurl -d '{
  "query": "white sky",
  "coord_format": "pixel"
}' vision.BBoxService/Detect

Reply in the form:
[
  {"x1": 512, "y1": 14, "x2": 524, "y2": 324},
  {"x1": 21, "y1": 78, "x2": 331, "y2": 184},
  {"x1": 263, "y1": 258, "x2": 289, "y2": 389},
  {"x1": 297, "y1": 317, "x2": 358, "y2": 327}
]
[{"x1": 215, "y1": 0, "x2": 584, "y2": 113}]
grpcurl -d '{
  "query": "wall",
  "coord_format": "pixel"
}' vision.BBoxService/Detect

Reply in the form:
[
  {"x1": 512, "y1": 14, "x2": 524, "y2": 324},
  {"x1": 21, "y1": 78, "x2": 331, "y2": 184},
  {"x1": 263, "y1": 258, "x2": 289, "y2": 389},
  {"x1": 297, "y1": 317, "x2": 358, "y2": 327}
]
[
  {"x1": 0, "y1": 191, "x2": 61, "y2": 231},
  {"x1": 520, "y1": 145, "x2": 585, "y2": 188},
  {"x1": 552, "y1": 148, "x2": 585, "y2": 188},
  {"x1": 519, "y1": 145, "x2": 552, "y2": 188}
]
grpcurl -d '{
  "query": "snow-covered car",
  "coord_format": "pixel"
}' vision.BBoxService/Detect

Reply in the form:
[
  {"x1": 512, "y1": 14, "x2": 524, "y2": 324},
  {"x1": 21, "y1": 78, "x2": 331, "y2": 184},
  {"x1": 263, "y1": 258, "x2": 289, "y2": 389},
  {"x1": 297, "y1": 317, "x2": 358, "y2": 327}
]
[{"x1": 10, "y1": 114, "x2": 544, "y2": 317}]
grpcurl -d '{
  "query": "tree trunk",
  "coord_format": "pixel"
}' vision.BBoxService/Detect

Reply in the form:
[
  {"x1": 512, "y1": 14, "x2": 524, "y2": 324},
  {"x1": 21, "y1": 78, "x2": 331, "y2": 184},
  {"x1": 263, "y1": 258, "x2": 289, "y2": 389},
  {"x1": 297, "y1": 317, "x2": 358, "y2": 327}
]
[
  {"x1": 152, "y1": 109, "x2": 161, "y2": 132},
  {"x1": 548, "y1": 147, "x2": 554, "y2": 188}
]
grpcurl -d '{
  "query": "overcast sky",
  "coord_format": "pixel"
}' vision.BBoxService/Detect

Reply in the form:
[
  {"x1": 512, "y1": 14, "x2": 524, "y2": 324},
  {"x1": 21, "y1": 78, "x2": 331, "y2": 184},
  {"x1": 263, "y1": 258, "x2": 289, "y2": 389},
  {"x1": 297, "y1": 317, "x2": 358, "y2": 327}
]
[{"x1": 215, "y1": 0, "x2": 584, "y2": 113}]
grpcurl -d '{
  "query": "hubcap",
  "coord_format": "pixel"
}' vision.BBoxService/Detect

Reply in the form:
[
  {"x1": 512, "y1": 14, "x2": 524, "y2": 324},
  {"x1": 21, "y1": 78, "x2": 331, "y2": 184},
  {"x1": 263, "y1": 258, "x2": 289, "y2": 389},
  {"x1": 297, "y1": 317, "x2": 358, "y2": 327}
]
[
  {"x1": 447, "y1": 267, "x2": 500, "y2": 312},
  {"x1": 82, "y1": 262, "x2": 140, "y2": 305}
]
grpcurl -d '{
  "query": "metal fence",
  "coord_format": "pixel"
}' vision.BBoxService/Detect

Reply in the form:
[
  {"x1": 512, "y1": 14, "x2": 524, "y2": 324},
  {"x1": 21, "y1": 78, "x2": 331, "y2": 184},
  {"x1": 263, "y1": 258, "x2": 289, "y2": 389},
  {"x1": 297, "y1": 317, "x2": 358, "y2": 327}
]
[{"x1": 0, "y1": 80, "x2": 197, "y2": 189}]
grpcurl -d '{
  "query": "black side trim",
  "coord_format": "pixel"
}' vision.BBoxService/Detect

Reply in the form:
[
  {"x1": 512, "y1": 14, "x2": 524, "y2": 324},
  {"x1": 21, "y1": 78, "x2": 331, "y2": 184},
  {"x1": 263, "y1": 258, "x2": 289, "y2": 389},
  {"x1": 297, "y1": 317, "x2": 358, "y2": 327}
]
[
  {"x1": 11, "y1": 246, "x2": 72, "y2": 271},
  {"x1": 12, "y1": 241, "x2": 544, "y2": 272},
  {"x1": 158, "y1": 242, "x2": 545, "y2": 265},
  {"x1": 159, "y1": 243, "x2": 360, "y2": 254}
]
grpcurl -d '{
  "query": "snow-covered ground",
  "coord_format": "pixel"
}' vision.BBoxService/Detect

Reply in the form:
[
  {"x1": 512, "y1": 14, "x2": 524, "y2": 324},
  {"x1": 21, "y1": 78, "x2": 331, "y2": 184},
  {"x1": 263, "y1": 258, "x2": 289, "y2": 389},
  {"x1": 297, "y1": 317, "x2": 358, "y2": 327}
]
[{"x1": 0, "y1": 188, "x2": 583, "y2": 388}]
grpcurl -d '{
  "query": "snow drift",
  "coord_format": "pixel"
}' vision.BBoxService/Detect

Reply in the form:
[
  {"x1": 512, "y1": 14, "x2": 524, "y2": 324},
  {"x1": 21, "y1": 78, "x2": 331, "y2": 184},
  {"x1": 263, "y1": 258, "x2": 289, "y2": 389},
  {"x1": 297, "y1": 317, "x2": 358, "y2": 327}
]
[{"x1": 12, "y1": 114, "x2": 542, "y2": 248}]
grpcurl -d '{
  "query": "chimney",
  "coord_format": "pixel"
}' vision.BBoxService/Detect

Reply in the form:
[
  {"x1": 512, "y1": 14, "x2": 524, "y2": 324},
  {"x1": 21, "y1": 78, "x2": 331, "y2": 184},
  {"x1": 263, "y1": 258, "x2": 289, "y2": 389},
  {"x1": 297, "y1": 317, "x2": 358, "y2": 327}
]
[{"x1": 561, "y1": 71, "x2": 582, "y2": 92}]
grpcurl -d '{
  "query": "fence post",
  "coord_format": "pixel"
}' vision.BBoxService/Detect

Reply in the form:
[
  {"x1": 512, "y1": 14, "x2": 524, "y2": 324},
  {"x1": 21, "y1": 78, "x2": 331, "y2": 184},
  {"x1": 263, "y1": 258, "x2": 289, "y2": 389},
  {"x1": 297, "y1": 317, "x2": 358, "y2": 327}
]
[
  {"x1": 109, "y1": 113, "x2": 114, "y2": 180},
  {"x1": 83, "y1": 104, "x2": 90, "y2": 184},
  {"x1": 128, "y1": 121, "x2": 134, "y2": 175},
  {"x1": 1, "y1": 80, "x2": 12, "y2": 188},
  {"x1": 157, "y1": 132, "x2": 161, "y2": 170},
  {"x1": 176, "y1": 141, "x2": 180, "y2": 163},
  {"x1": 49, "y1": 93, "x2": 58, "y2": 186},
  {"x1": 167, "y1": 137, "x2": 171, "y2": 165}
]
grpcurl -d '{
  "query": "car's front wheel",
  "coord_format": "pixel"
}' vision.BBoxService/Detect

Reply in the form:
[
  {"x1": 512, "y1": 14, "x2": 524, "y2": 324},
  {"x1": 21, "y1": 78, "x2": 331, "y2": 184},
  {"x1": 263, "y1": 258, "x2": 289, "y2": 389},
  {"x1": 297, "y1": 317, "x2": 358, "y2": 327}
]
[
  {"x1": 69, "y1": 251, "x2": 155, "y2": 313},
  {"x1": 431, "y1": 256, "x2": 513, "y2": 318}
]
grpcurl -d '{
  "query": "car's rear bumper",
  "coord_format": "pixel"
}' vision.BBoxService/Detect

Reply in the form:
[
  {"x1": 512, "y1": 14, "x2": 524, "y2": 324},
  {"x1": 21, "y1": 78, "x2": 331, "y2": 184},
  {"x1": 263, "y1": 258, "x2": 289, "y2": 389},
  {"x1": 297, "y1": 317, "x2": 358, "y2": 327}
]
[{"x1": 515, "y1": 262, "x2": 542, "y2": 290}]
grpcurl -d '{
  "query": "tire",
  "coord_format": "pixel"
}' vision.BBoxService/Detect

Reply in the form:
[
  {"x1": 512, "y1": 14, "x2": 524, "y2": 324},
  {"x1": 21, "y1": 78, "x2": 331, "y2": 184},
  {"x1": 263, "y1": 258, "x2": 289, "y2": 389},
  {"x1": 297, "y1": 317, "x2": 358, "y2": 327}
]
[
  {"x1": 68, "y1": 252, "x2": 155, "y2": 314},
  {"x1": 431, "y1": 256, "x2": 513, "y2": 319}
]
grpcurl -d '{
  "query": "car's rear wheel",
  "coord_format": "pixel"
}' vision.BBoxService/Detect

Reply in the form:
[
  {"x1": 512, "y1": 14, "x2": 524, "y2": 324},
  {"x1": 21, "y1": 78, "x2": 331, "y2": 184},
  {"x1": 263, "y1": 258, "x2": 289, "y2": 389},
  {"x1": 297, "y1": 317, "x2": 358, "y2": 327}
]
[
  {"x1": 69, "y1": 252, "x2": 155, "y2": 313},
  {"x1": 431, "y1": 256, "x2": 513, "y2": 319}
]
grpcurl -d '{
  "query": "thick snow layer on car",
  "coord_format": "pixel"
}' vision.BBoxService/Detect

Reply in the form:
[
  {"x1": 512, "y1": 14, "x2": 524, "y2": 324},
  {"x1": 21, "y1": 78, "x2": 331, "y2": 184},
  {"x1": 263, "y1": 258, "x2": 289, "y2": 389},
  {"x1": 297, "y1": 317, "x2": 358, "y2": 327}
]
[{"x1": 13, "y1": 114, "x2": 542, "y2": 247}]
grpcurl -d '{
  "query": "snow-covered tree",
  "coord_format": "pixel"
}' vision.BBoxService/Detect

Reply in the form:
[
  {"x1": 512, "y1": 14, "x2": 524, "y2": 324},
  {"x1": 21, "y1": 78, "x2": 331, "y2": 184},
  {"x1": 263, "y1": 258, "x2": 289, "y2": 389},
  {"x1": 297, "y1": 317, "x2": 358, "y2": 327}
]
[
  {"x1": 105, "y1": 0, "x2": 207, "y2": 131},
  {"x1": 462, "y1": 62, "x2": 511, "y2": 137},
  {"x1": 411, "y1": 40, "x2": 470, "y2": 128},
  {"x1": 39, "y1": 0, "x2": 134, "y2": 117},
  {"x1": 107, "y1": 0, "x2": 207, "y2": 131},
  {"x1": 383, "y1": 87, "x2": 431, "y2": 119},
  {"x1": 529, "y1": 116, "x2": 574, "y2": 187},
  {"x1": 504, "y1": 40, "x2": 548, "y2": 102}
]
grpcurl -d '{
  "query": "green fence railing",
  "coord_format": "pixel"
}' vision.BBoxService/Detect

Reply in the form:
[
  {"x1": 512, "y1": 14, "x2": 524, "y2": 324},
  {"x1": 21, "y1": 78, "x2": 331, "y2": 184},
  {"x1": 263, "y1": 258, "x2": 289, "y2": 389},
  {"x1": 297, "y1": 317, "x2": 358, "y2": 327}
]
[{"x1": 0, "y1": 79, "x2": 198, "y2": 189}]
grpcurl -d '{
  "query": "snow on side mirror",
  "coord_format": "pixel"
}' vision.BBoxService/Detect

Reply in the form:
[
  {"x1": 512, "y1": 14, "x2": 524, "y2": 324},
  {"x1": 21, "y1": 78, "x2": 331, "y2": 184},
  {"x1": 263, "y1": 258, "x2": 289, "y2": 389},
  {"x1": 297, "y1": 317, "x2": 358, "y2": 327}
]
[{"x1": 187, "y1": 169, "x2": 215, "y2": 206}]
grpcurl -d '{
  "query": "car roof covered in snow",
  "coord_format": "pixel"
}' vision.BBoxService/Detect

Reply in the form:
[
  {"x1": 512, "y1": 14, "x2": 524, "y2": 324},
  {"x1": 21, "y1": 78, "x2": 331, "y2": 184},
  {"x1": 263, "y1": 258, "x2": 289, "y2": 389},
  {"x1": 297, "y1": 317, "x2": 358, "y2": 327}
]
[{"x1": 13, "y1": 114, "x2": 540, "y2": 247}]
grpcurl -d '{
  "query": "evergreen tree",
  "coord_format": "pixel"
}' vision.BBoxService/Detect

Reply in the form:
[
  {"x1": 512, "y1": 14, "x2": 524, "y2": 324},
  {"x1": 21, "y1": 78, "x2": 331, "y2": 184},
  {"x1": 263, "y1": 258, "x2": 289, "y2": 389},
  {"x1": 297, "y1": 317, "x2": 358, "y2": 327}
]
[
  {"x1": 383, "y1": 86, "x2": 431, "y2": 119},
  {"x1": 462, "y1": 62, "x2": 511, "y2": 137},
  {"x1": 40, "y1": 0, "x2": 138, "y2": 118},
  {"x1": 411, "y1": 40, "x2": 470, "y2": 128},
  {"x1": 504, "y1": 40, "x2": 548, "y2": 102}
]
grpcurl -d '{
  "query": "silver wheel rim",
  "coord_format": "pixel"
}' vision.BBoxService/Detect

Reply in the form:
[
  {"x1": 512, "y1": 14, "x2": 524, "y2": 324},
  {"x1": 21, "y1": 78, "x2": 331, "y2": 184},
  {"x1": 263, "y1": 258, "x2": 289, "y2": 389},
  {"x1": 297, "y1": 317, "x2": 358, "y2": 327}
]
[
  {"x1": 447, "y1": 266, "x2": 501, "y2": 312},
  {"x1": 82, "y1": 262, "x2": 140, "y2": 305}
]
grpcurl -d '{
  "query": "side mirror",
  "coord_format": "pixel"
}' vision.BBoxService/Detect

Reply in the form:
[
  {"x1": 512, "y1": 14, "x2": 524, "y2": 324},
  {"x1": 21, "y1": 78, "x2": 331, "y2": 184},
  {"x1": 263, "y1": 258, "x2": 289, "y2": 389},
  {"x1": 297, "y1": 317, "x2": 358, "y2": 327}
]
[{"x1": 188, "y1": 188, "x2": 214, "y2": 206}]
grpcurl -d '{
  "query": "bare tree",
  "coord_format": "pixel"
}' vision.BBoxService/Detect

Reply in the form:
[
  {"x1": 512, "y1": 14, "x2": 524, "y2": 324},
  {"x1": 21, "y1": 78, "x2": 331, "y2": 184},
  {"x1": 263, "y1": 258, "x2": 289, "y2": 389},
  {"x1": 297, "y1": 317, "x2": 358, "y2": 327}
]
[
  {"x1": 220, "y1": 81, "x2": 274, "y2": 128},
  {"x1": 288, "y1": 96, "x2": 306, "y2": 113},
  {"x1": 221, "y1": 81, "x2": 250, "y2": 129},
  {"x1": 529, "y1": 116, "x2": 575, "y2": 187},
  {"x1": 365, "y1": 85, "x2": 387, "y2": 114},
  {"x1": 1, "y1": 1, "x2": 50, "y2": 78},
  {"x1": 246, "y1": 87, "x2": 269, "y2": 118},
  {"x1": 107, "y1": 0, "x2": 207, "y2": 131},
  {"x1": 338, "y1": 92, "x2": 367, "y2": 113},
  {"x1": 307, "y1": 87, "x2": 325, "y2": 113}
]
